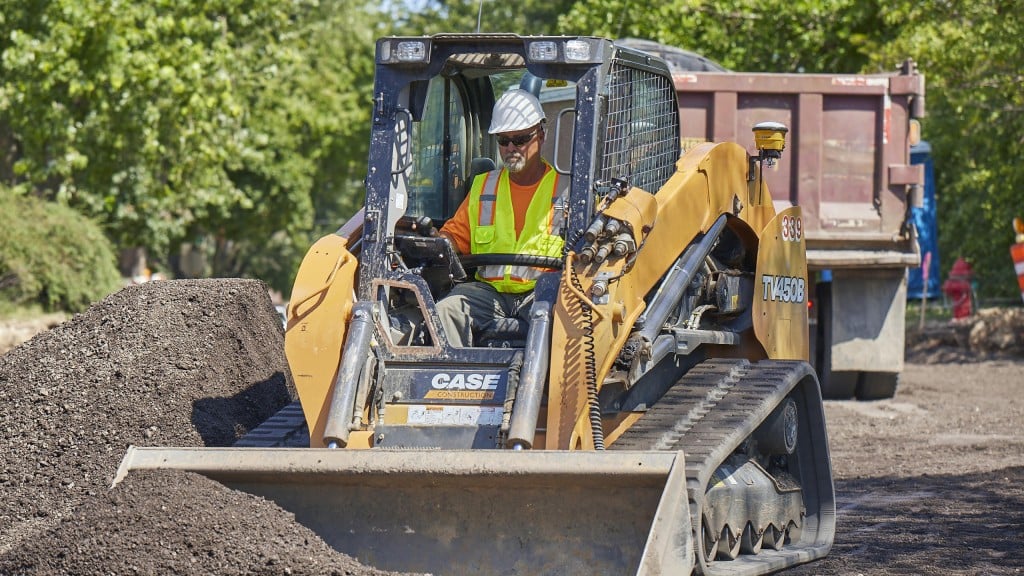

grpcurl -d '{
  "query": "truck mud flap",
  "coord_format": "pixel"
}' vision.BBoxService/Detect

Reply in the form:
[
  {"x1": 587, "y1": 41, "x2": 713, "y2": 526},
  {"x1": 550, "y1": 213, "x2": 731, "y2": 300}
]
[{"x1": 115, "y1": 448, "x2": 693, "y2": 576}]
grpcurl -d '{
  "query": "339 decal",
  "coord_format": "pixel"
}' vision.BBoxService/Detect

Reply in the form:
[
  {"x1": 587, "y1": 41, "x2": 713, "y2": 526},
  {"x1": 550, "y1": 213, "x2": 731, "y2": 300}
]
[{"x1": 780, "y1": 215, "x2": 803, "y2": 242}]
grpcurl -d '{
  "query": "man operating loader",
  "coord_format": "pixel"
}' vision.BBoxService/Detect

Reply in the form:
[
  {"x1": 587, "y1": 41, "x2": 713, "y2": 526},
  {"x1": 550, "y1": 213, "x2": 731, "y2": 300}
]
[{"x1": 437, "y1": 88, "x2": 566, "y2": 347}]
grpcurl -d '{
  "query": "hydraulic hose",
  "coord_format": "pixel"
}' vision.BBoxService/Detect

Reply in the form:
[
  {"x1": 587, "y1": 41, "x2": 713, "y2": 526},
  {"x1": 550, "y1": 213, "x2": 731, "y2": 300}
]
[{"x1": 569, "y1": 260, "x2": 604, "y2": 450}]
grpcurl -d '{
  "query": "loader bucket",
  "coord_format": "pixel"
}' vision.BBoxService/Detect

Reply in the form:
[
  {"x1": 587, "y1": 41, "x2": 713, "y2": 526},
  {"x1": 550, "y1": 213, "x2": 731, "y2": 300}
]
[{"x1": 115, "y1": 448, "x2": 692, "y2": 575}]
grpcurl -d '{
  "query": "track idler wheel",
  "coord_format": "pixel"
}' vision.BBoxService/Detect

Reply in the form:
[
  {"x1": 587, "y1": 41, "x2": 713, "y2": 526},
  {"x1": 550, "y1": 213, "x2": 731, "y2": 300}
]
[{"x1": 753, "y1": 397, "x2": 798, "y2": 455}]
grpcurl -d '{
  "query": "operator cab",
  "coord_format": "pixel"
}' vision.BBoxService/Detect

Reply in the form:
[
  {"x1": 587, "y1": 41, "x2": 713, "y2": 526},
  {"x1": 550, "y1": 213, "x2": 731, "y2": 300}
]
[
  {"x1": 357, "y1": 35, "x2": 680, "y2": 351},
  {"x1": 404, "y1": 70, "x2": 575, "y2": 229},
  {"x1": 366, "y1": 39, "x2": 581, "y2": 351}
]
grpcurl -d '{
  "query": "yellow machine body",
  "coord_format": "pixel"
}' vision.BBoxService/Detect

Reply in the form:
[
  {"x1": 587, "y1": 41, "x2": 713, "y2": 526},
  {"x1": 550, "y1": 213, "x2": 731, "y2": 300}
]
[{"x1": 117, "y1": 34, "x2": 834, "y2": 576}]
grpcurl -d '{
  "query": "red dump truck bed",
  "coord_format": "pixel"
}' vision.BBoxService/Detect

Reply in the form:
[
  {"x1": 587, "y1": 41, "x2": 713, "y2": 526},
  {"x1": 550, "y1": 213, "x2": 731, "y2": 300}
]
[
  {"x1": 669, "y1": 60, "x2": 926, "y2": 399},
  {"x1": 674, "y1": 62, "x2": 925, "y2": 268}
]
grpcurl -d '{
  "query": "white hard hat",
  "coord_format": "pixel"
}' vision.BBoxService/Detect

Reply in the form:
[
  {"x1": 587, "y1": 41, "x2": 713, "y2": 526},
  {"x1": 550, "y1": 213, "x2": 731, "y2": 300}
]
[{"x1": 488, "y1": 89, "x2": 546, "y2": 134}]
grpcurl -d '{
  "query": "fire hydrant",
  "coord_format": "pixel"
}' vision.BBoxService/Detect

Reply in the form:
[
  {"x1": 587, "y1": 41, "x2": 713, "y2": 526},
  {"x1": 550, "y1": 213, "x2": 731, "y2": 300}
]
[{"x1": 942, "y1": 257, "x2": 975, "y2": 319}]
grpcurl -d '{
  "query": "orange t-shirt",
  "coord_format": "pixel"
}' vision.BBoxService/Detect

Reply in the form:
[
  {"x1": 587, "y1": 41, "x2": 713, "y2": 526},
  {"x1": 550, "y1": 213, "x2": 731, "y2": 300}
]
[{"x1": 440, "y1": 169, "x2": 548, "y2": 254}]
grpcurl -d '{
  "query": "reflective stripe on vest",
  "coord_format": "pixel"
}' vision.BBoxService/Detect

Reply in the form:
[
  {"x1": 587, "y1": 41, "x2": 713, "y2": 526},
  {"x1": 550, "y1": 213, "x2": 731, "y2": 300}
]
[{"x1": 467, "y1": 164, "x2": 565, "y2": 293}]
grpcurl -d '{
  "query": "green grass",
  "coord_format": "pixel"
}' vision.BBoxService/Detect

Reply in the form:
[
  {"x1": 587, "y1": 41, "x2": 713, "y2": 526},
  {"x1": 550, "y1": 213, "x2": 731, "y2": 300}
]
[
  {"x1": 906, "y1": 298, "x2": 953, "y2": 324},
  {"x1": 0, "y1": 302, "x2": 52, "y2": 321}
]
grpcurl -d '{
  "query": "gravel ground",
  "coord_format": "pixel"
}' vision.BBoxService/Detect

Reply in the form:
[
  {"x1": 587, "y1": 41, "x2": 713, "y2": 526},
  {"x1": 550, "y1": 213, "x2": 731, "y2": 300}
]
[
  {"x1": 0, "y1": 279, "x2": 1021, "y2": 575},
  {"x1": 789, "y1": 358, "x2": 1024, "y2": 576}
]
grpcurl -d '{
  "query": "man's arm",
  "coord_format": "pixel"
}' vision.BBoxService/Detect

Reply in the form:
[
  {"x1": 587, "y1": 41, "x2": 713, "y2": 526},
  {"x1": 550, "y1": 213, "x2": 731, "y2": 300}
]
[{"x1": 439, "y1": 196, "x2": 472, "y2": 254}]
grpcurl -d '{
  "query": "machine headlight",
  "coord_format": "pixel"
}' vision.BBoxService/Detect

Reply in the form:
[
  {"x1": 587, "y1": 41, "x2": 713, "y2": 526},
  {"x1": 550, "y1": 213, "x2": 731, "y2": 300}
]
[
  {"x1": 395, "y1": 41, "x2": 428, "y2": 62},
  {"x1": 378, "y1": 39, "x2": 431, "y2": 64},
  {"x1": 564, "y1": 40, "x2": 592, "y2": 61},
  {"x1": 528, "y1": 41, "x2": 559, "y2": 62}
]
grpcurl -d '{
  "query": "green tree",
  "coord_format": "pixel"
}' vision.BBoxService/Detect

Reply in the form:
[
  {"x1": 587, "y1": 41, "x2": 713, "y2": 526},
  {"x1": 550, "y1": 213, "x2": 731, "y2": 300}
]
[
  {"x1": 873, "y1": 0, "x2": 1023, "y2": 300},
  {"x1": 0, "y1": 0, "x2": 378, "y2": 295},
  {"x1": 558, "y1": 0, "x2": 895, "y2": 73},
  {"x1": 385, "y1": 0, "x2": 577, "y2": 36},
  {"x1": 178, "y1": 0, "x2": 378, "y2": 291}
]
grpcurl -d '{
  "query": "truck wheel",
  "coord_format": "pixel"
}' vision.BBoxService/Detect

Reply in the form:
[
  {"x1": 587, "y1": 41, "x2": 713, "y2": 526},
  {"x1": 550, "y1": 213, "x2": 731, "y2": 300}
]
[
  {"x1": 856, "y1": 372, "x2": 899, "y2": 400},
  {"x1": 819, "y1": 371, "x2": 857, "y2": 400}
]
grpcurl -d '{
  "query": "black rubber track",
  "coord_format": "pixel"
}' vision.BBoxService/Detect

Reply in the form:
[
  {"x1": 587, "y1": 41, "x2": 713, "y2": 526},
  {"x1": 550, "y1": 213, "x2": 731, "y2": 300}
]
[
  {"x1": 234, "y1": 402, "x2": 309, "y2": 447},
  {"x1": 612, "y1": 358, "x2": 836, "y2": 576}
]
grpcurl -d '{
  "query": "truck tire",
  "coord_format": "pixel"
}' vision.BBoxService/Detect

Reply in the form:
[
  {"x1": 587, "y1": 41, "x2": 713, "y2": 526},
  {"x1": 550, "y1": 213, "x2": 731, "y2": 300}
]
[
  {"x1": 856, "y1": 372, "x2": 899, "y2": 400},
  {"x1": 819, "y1": 371, "x2": 857, "y2": 400},
  {"x1": 813, "y1": 281, "x2": 857, "y2": 400}
]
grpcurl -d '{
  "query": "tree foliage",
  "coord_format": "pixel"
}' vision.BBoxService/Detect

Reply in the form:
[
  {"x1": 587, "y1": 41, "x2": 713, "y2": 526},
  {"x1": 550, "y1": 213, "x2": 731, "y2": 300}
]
[
  {"x1": 386, "y1": 0, "x2": 577, "y2": 36},
  {"x1": 558, "y1": 0, "x2": 896, "y2": 73},
  {"x1": 0, "y1": 0, "x2": 376, "y2": 295},
  {"x1": 187, "y1": 0, "x2": 378, "y2": 291},
  {"x1": 0, "y1": 187, "x2": 121, "y2": 312},
  {"x1": 871, "y1": 0, "x2": 1024, "y2": 299}
]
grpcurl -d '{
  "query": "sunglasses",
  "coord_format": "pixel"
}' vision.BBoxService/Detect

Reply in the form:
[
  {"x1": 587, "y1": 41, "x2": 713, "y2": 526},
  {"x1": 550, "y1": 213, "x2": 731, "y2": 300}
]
[{"x1": 496, "y1": 130, "x2": 539, "y2": 147}]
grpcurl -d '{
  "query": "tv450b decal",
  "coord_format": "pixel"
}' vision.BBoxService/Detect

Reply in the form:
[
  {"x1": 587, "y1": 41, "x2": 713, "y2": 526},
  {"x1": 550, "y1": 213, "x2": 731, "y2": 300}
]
[{"x1": 761, "y1": 274, "x2": 806, "y2": 304}]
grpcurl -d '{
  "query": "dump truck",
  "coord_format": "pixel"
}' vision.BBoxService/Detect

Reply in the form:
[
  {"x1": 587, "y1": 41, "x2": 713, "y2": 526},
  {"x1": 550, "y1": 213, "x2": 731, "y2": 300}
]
[
  {"x1": 116, "y1": 34, "x2": 835, "y2": 576},
  {"x1": 622, "y1": 39, "x2": 926, "y2": 400}
]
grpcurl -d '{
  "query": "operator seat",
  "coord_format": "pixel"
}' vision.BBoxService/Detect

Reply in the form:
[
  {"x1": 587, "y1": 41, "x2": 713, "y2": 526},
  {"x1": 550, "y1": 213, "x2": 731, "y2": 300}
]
[
  {"x1": 468, "y1": 157, "x2": 495, "y2": 185},
  {"x1": 476, "y1": 317, "x2": 529, "y2": 348}
]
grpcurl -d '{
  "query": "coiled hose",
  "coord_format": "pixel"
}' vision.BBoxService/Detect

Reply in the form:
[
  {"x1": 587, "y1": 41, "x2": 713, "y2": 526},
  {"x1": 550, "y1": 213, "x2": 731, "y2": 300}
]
[{"x1": 568, "y1": 259, "x2": 605, "y2": 450}]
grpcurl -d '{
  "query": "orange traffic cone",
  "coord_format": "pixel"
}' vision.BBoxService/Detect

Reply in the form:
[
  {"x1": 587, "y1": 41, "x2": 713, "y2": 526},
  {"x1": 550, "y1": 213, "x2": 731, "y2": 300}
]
[{"x1": 1013, "y1": 218, "x2": 1024, "y2": 305}]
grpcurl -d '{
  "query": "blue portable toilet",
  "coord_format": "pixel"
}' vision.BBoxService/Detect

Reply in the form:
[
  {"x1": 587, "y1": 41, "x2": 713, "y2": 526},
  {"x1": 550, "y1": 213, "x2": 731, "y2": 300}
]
[{"x1": 907, "y1": 141, "x2": 940, "y2": 299}]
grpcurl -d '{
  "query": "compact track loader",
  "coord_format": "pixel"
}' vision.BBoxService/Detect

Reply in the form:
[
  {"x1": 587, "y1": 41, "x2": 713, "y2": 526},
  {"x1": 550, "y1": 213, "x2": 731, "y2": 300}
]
[{"x1": 118, "y1": 34, "x2": 835, "y2": 575}]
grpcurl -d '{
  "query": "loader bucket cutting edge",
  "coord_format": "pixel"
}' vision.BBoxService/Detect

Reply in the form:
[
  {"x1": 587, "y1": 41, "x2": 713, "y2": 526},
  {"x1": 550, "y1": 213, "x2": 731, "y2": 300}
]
[{"x1": 115, "y1": 447, "x2": 694, "y2": 576}]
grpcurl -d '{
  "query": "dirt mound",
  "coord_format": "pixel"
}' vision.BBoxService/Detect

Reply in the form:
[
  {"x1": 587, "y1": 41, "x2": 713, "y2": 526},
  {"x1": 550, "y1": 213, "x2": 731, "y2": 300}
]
[
  {"x1": 906, "y1": 306, "x2": 1024, "y2": 364},
  {"x1": 0, "y1": 279, "x2": 391, "y2": 575},
  {"x1": 1, "y1": 470, "x2": 383, "y2": 576}
]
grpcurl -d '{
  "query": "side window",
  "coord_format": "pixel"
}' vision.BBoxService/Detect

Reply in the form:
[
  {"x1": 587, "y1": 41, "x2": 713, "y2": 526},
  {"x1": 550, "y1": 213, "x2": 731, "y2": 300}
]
[{"x1": 408, "y1": 78, "x2": 467, "y2": 222}]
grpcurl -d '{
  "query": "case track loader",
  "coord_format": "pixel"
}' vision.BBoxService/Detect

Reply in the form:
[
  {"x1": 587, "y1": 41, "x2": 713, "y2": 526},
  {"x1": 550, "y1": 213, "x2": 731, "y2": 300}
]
[{"x1": 117, "y1": 34, "x2": 835, "y2": 575}]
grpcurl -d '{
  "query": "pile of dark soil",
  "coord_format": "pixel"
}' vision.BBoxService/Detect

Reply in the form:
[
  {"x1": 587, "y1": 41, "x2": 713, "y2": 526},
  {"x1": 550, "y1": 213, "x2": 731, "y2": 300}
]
[{"x1": 0, "y1": 279, "x2": 393, "y2": 575}]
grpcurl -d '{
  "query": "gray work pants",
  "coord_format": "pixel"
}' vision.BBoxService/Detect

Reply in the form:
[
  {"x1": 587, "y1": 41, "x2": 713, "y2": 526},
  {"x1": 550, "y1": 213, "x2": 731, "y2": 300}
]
[{"x1": 435, "y1": 282, "x2": 534, "y2": 348}]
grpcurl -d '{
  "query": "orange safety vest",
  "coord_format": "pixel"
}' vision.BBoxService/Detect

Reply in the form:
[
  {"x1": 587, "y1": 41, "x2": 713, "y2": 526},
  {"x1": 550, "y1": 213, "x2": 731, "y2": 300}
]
[{"x1": 467, "y1": 165, "x2": 565, "y2": 293}]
